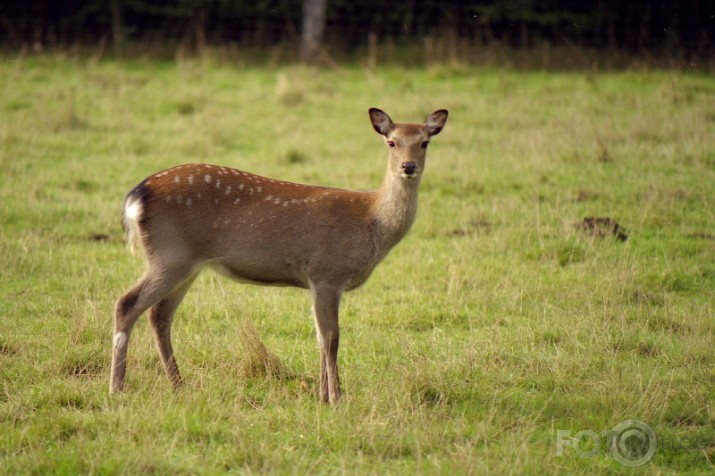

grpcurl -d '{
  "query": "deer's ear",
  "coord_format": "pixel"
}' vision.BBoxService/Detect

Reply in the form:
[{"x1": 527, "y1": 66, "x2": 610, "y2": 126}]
[
  {"x1": 425, "y1": 109, "x2": 448, "y2": 136},
  {"x1": 369, "y1": 108, "x2": 394, "y2": 136}
]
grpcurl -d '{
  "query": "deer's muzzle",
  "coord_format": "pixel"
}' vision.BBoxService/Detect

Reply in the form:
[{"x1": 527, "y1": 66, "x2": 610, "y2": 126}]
[{"x1": 401, "y1": 161, "x2": 418, "y2": 178}]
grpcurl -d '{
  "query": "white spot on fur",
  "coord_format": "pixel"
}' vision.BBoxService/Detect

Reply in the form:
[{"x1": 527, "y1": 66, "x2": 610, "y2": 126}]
[
  {"x1": 215, "y1": 179, "x2": 221, "y2": 188},
  {"x1": 239, "y1": 184, "x2": 244, "y2": 191},
  {"x1": 265, "y1": 195, "x2": 273, "y2": 201},
  {"x1": 273, "y1": 197, "x2": 281, "y2": 204},
  {"x1": 186, "y1": 198, "x2": 193, "y2": 207},
  {"x1": 174, "y1": 175, "x2": 180, "y2": 183},
  {"x1": 188, "y1": 175, "x2": 194, "y2": 185},
  {"x1": 256, "y1": 186, "x2": 262, "y2": 193},
  {"x1": 282, "y1": 201, "x2": 289, "y2": 206},
  {"x1": 113, "y1": 332, "x2": 128, "y2": 351},
  {"x1": 176, "y1": 196, "x2": 184, "y2": 204},
  {"x1": 225, "y1": 186, "x2": 232, "y2": 195},
  {"x1": 214, "y1": 199, "x2": 219, "y2": 205},
  {"x1": 234, "y1": 197, "x2": 240, "y2": 204},
  {"x1": 205, "y1": 174, "x2": 212, "y2": 183}
]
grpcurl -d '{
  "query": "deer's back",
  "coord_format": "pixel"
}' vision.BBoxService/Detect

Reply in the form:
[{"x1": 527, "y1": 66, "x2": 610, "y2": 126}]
[{"x1": 126, "y1": 163, "x2": 381, "y2": 289}]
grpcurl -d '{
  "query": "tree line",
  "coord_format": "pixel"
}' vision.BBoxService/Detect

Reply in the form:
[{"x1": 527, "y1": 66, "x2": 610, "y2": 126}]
[{"x1": 1, "y1": 1, "x2": 712, "y2": 62}]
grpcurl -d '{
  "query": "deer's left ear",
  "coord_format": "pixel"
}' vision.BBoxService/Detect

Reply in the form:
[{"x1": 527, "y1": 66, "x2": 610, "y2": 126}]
[{"x1": 425, "y1": 109, "x2": 448, "y2": 136}]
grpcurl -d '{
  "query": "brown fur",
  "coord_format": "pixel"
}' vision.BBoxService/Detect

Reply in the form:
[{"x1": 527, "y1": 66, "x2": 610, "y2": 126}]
[{"x1": 110, "y1": 108, "x2": 448, "y2": 404}]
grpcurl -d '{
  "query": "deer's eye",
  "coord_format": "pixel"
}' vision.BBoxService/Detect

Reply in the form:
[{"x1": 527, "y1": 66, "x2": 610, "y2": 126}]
[
  {"x1": 387, "y1": 141, "x2": 396, "y2": 148},
  {"x1": 421, "y1": 141, "x2": 430, "y2": 149}
]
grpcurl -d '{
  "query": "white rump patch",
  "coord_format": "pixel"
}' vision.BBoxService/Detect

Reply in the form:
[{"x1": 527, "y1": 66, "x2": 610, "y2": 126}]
[
  {"x1": 125, "y1": 198, "x2": 142, "y2": 223},
  {"x1": 123, "y1": 198, "x2": 143, "y2": 254}
]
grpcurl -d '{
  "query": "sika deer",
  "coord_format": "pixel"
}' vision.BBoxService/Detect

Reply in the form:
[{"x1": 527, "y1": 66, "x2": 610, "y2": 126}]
[{"x1": 110, "y1": 108, "x2": 448, "y2": 404}]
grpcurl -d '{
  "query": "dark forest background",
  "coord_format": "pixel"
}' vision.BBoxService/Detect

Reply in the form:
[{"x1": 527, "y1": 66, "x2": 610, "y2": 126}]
[{"x1": 1, "y1": 1, "x2": 713, "y2": 67}]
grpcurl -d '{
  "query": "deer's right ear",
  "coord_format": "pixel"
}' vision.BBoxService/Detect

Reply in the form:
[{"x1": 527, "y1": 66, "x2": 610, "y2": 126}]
[{"x1": 369, "y1": 108, "x2": 394, "y2": 136}]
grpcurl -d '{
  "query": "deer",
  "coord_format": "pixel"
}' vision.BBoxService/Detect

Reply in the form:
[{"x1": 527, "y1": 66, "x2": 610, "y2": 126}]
[{"x1": 110, "y1": 108, "x2": 448, "y2": 404}]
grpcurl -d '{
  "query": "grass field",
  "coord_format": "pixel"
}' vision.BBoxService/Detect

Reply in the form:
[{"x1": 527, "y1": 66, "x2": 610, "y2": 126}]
[{"x1": 1, "y1": 55, "x2": 714, "y2": 474}]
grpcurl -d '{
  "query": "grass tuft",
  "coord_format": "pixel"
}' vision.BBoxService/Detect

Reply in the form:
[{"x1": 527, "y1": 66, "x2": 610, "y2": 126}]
[
  {"x1": 236, "y1": 320, "x2": 293, "y2": 380},
  {"x1": 275, "y1": 71, "x2": 305, "y2": 106}
]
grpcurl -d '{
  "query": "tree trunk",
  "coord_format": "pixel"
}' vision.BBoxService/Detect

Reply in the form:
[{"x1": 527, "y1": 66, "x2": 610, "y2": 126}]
[
  {"x1": 110, "y1": 0, "x2": 123, "y2": 57},
  {"x1": 193, "y1": 3, "x2": 207, "y2": 57},
  {"x1": 300, "y1": 0, "x2": 328, "y2": 62}
]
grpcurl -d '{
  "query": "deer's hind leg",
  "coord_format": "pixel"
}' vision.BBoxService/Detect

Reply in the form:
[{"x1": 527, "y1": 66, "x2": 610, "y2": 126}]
[
  {"x1": 110, "y1": 263, "x2": 196, "y2": 394},
  {"x1": 147, "y1": 273, "x2": 197, "y2": 389}
]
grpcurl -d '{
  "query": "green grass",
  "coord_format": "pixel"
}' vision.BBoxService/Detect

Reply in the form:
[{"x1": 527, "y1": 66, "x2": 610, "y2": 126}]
[{"x1": 1, "y1": 55, "x2": 714, "y2": 474}]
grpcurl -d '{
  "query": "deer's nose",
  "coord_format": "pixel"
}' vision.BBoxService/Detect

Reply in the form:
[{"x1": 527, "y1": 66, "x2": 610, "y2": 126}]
[{"x1": 402, "y1": 161, "x2": 417, "y2": 175}]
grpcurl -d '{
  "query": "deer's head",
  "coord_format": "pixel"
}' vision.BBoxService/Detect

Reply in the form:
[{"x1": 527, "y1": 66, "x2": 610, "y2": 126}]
[{"x1": 369, "y1": 108, "x2": 448, "y2": 181}]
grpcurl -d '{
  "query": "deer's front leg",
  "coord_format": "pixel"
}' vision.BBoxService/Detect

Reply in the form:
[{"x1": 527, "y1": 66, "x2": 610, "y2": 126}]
[{"x1": 310, "y1": 283, "x2": 342, "y2": 405}]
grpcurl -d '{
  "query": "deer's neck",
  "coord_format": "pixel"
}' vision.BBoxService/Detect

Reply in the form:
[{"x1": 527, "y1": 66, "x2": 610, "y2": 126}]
[{"x1": 371, "y1": 169, "x2": 421, "y2": 252}]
